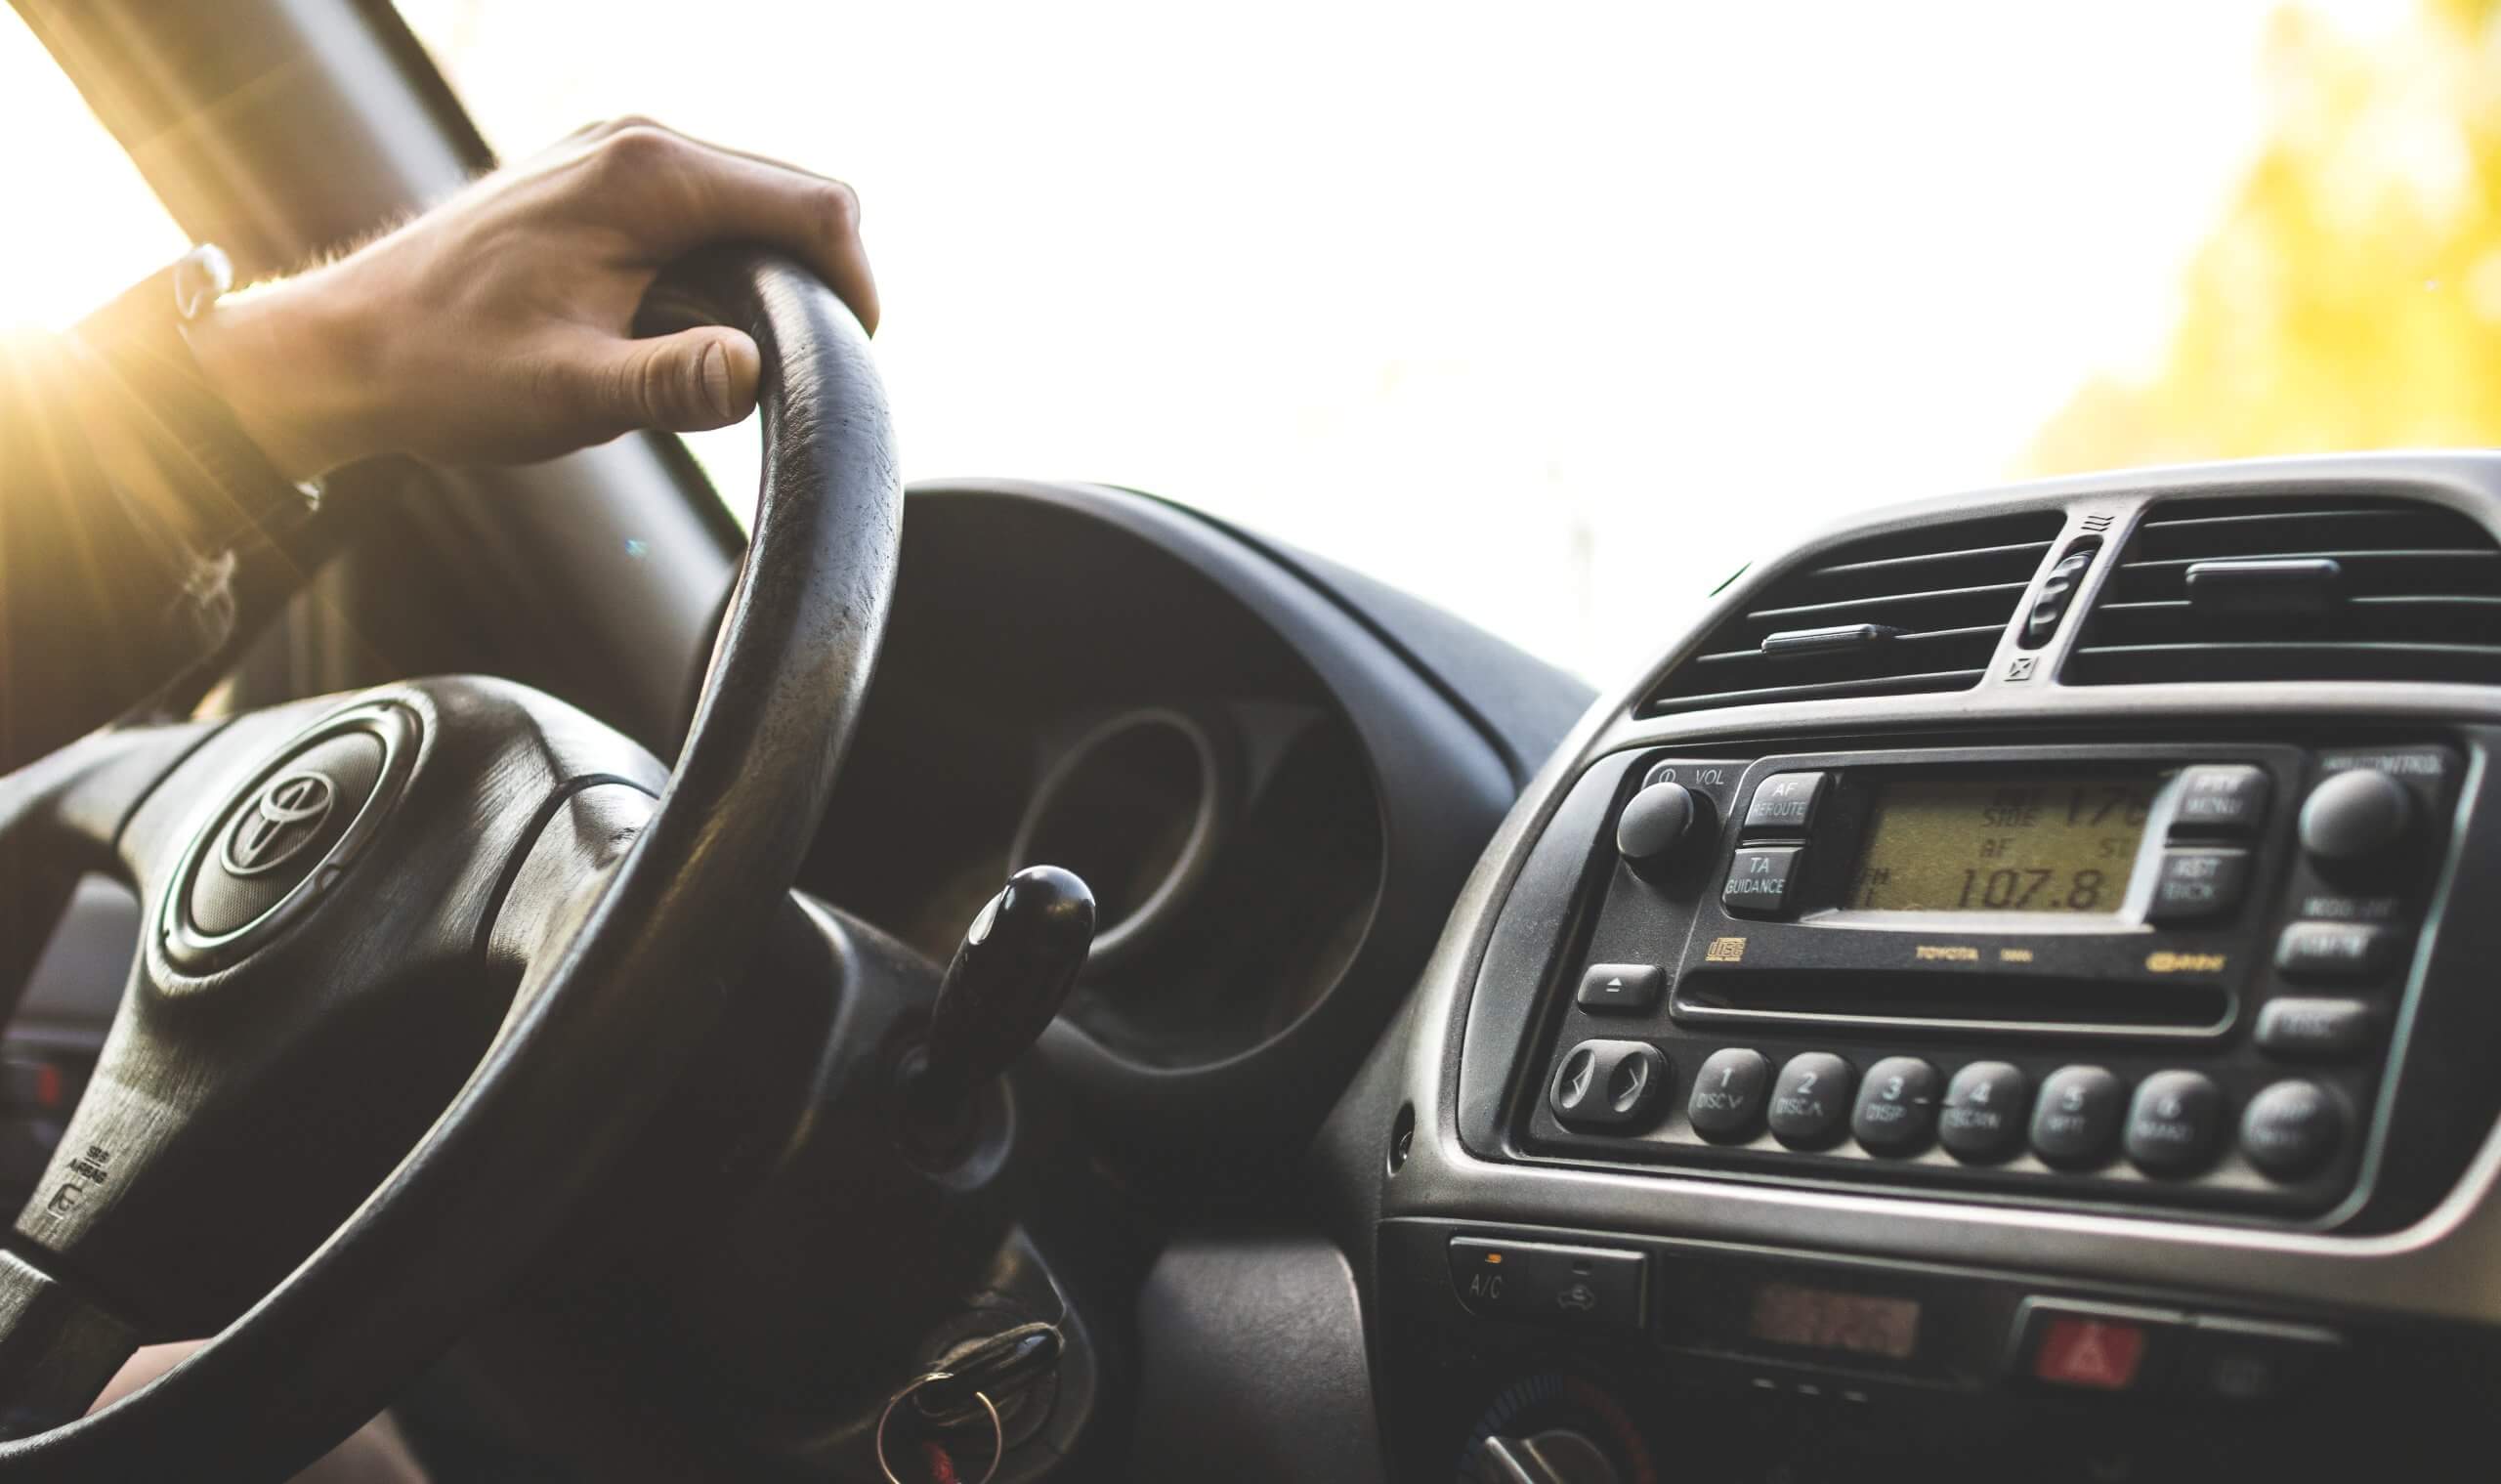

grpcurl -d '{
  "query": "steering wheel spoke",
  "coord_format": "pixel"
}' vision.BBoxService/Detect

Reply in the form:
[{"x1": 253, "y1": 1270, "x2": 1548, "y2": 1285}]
[{"x1": 0, "y1": 1252, "x2": 137, "y2": 1439}]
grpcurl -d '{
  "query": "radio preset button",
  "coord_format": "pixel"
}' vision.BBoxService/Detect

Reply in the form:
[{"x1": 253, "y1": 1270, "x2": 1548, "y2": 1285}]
[
  {"x1": 2146, "y1": 848, "x2": 2251, "y2": 923},
  {"x1": 2124, "y1": 1070, "x2": 2226, "y2": 1176},
  {"x1": 1687, "y1": 1047, "x2": 1773, "y2": 1140},
  {"x1": 1550, "y1": 1040, "x2": 1671, "y2": 1129},
  {"x1": 1939, "y1": 1061, "x2": 2031, "y2": 1163},
  {"x1": 2254, "y1": 997, "x2": 2377, "y2": 1059},
  {"x1": 1722, "y1": 846, "x2": 1803, "y2": 916},
  {"x1": 1851, "y1": 1056, "x2": 1941, "y2": 1156},
  {"x1": 1742, "y1": 771, "x2": 1829, "y2": 836},
  {"x1": 1766, "y1": 1052, "x2": 1856, "y2": 1149},
  {"x1": 2170, "y1": 765, "x2": 2270, "y2": 837},
  {"x1": 2240, "y1": 1079, "x2": 2345, "y2": 1180},
  {"x1": 2031, "y1": 1065, "x2": 2127, "y2": 1168},
  {"x1": 2275, "y1": 920, "x2": 2407, "y2": 980},
  {"x1": 1576, "y1": 962, "x2": 1666, "y2": 1014}
]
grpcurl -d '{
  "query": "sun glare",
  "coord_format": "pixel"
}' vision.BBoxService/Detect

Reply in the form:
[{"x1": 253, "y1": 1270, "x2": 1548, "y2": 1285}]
[{"x1": 0, "y1": 7, "x2": 189, "y2": 333}]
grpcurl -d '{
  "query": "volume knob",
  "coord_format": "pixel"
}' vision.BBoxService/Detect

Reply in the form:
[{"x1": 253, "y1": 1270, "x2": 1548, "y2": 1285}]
[{"x1": 1616, "y1": 781, "x2": 1707, "y2": 872}]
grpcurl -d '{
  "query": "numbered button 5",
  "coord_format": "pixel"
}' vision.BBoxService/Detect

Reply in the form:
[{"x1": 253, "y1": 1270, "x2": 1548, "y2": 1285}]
[{"x1": 2031, "y1": 1065, "x2": 2127, "y2": 1169}]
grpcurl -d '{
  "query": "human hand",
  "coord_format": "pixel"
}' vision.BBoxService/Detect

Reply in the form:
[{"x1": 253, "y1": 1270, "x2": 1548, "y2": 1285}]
[{"x1": 183, "y1": 118, "x2": 877, "y2": 479}]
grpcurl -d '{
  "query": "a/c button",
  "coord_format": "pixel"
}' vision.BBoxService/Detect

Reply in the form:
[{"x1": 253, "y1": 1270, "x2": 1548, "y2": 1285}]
[{"x1": 1448, "y1": 1237, "x2": 1646, "y2": 1332}]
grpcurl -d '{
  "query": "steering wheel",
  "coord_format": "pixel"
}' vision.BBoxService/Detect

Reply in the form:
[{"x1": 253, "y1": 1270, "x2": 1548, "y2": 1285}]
[{"x1": 0, "y1": 251, "x2": 898, "y2": 1479}]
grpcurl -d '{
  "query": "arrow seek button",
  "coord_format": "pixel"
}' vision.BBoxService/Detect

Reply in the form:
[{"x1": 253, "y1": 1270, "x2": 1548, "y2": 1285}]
[{"x1": 1577, "y1": 962, "x2": 1666, "y2": 1014}]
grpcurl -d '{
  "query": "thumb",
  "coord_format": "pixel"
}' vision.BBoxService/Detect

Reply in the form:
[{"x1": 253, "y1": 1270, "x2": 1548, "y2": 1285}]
[{"x1": 587, "y1": 325, "x2": 762, "y2": 432}]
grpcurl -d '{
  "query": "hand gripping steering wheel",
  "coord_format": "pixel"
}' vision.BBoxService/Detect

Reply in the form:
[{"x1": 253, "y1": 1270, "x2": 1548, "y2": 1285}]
[{"x1": 0, "y1": 251, "x2": 897, "y2": 1479}]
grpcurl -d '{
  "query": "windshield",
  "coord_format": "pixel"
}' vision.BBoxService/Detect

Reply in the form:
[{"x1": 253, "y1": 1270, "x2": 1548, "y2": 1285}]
[{"x1": 400, "y1": 0, "x2": 2487, "y2": 682}]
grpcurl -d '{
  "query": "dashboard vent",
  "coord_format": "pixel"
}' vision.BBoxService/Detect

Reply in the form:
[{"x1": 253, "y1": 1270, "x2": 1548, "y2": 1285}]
[
  {"x1": 1646, "y1": 511, "x2": 2063, "y2": 714},
  {"x1": 2064, "y1": 494, "x2": 2501, "y2": 686}
]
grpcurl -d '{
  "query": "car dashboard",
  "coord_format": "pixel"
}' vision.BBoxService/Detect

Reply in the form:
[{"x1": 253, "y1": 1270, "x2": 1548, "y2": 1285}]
[
  {"x1": 17, "y1": 458, "x2": 2501, "y2": 1482},
  {"x1": 1351, "y1": 452, "x2": 2501, "y2": 1482}
]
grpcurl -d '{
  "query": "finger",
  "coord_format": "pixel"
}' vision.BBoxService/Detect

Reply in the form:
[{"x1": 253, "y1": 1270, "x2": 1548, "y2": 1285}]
[
  {"x1": 584, "y1": 129, "x2": 881, "y2": 335},
  {"x1": 567, "y1": 324, "x2": 763, "y2": 435}
]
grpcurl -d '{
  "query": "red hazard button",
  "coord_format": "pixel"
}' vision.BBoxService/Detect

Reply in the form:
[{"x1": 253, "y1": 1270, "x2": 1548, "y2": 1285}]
[
  {"x1": 2033, "y1": 1317, "x2": 2146, "y2": 1389},
  {"x1": 2014, "y1": 1299, "x2": 2184, "y2": 1392}
]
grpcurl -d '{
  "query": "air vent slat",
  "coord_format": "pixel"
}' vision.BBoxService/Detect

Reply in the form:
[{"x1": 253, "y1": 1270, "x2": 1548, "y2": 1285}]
[
  {"x1": 2065, "y1": 494, "x2": 2501, "y2": 687},
  {"x1": 1745, "y1": 581, "x2": 2035, "y2": 626},
  {"x1": 1646, "y1": 510, "x2": 2063, "y2": 713}
]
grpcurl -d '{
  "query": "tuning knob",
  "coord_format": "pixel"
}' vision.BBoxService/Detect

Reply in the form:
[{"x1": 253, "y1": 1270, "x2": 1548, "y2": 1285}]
[
  {"x1": 2299, "y1": 770, "x2": 2413, "y2": 867},
  {"x1": 906, "y1": 866, "x2": 1095, "y2": 1122},
  {"x1": 1616, "y1": 781, "x2": 1709, "y2": 873}
]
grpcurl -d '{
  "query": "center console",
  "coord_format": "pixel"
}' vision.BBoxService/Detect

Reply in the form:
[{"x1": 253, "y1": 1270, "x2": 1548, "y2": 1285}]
[{"x1": 1367, "y1": 458, "x2": 2501, "y2": 1482}]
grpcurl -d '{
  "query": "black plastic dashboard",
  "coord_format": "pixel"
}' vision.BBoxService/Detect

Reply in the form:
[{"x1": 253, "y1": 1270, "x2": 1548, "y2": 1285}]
[{"x1": 1332, "y1": 453, "x2": 2501, "y2": 1482}]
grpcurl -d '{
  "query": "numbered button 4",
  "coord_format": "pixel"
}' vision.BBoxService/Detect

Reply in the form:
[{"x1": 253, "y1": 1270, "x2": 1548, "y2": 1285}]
[{"x1": 1939, "y1": 1061, "x2": 2031, "y2": 1164}]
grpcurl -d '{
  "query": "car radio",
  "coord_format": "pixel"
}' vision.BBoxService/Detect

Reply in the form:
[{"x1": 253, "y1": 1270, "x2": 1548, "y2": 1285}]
[{"x1": 1509, "y1": 740, "x2": 2463, "y2": 1219}]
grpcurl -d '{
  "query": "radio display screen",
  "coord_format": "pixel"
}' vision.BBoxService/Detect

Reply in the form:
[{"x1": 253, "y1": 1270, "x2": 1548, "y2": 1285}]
[{"x1": 1846, "y1": 775, "x2": 2157, "y2": 913}]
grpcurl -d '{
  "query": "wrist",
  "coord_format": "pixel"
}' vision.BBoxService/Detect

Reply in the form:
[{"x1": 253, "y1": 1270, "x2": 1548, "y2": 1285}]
[{"x1": 184, "y1": 271, "x2": 381, "y2": 481}]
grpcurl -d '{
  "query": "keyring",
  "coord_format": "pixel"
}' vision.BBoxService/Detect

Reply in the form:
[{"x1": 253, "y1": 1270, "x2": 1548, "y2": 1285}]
[{"x1": 875, "y1": 1370, "x2": 1003, "y2": 1484}]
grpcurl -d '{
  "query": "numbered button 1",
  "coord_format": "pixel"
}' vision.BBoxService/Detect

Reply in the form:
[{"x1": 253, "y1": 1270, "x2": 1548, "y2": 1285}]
[
  {"x1": 1687, "y1": 1047, "x2": 1774, "y2": 1141},
  {"x1": 1766, "y1": 1052, "x2": 1856, "y2": 1149},
  {"x1": 1851, "y1": 1056, "x2": 1941, "y2": 1156},
  {"x1": 1939, "y1": 1061, "x2": 2031, "y2": 1164},
  {"x1": 2031, "y1": 1066, "x2": 2127, "y2": 1169}
]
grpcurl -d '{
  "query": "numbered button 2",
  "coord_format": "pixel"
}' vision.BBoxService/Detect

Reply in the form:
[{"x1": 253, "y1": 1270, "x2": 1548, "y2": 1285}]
[{"x1": 1767, "y1": 1052, "x2": 1856, "y2": 1149}]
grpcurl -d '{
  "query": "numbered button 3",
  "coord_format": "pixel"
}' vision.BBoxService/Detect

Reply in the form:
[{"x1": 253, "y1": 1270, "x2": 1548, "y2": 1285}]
[{"x1": 1851, "y1": 1056, "x2": 1941, "y2": 1156}]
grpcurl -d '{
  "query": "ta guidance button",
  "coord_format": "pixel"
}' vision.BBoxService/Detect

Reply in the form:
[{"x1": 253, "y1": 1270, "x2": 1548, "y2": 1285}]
[{"x1": 1721, "y1": 845, "x2": 1803, "y2": 917}]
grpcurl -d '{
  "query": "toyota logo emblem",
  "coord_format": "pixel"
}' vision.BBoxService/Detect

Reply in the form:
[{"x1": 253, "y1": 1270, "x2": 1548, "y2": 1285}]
[{"x1": 220, "y1": 770, "x2": 339, "y2": 876}]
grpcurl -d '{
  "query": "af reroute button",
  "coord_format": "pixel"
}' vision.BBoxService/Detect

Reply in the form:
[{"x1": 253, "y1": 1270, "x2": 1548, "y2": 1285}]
[{"x1": 165, "y1": 701, "x2": 420, "y2": 972}]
